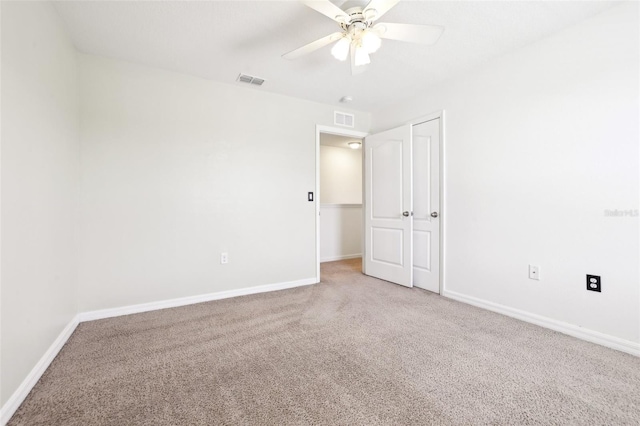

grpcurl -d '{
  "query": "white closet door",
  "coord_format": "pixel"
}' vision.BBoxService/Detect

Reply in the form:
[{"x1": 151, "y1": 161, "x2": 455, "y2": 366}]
[
  {"x1": 364, "y1": 125, "x2": 413, "y2": 287},
  {"x1": 412, "y1": 119, "x2": 440, "y2": 293}
]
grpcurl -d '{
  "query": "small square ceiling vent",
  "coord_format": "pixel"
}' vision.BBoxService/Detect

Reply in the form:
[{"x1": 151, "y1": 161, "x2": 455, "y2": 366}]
[{"x1": 237, "y1": 73, "x2": 265, "y2": 86}]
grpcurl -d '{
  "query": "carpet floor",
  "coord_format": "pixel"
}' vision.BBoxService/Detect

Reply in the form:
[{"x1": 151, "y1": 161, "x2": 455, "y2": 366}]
[{"x1": 8, "y1": 259, "x2": 640, "y2": 425}]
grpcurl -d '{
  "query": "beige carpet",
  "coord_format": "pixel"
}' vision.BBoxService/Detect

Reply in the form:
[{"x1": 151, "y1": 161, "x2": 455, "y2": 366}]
[{"x1": 9, "y1": 259, "x2": 640, "y2": 425}]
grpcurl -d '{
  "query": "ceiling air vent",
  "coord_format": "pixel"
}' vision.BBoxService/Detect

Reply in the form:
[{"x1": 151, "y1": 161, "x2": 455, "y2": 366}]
[
  {"x1": 237, "y1": 73, "x2": 265, "y2": 86},
  {"x1": 334, "y1": 111, "x2": 354, "y2": 128}
]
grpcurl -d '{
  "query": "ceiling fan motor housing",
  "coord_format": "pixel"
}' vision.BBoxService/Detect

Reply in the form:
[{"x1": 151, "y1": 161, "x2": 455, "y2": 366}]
[{"x1": 340, "y1": 8, "x2": 374, "y2": 37}]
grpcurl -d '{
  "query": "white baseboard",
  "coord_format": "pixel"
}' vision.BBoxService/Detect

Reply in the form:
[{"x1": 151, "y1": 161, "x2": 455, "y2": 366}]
[
  {"x1": 77, "y1": 277, "x2": 317, "y2": 322},
  {"x1": 1, "y1": 315, "x2": 80, "y2": 426},
  {"x1": 320, "y1": 253, "x2": 362, "y2": 263},
  {"x1": 443, "y1": 290, "x2": 640, "y2": 357}
]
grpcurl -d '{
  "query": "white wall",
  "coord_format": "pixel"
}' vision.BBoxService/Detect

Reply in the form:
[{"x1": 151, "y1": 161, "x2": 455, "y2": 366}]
[
  {"x1": 320, "y1": 205, "x2": 362, "y2": 262},
  {"x1": 372, "y1": 3, "x2": 639, "y2": 344},
  {"x1": 1, "y1": 1, "x2": 80, "y2": 407},
  {"x1": 319, "y1": 145, "x2": 362, "y2": 204},
  {"x1": 78, "y1": 54, "x2": 371, "y2": 312}
]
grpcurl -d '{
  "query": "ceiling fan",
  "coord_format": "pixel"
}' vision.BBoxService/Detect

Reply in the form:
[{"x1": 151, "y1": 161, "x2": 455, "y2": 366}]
[{"x1": 282, "y1": 0, "x2": 444, "y2": 75}]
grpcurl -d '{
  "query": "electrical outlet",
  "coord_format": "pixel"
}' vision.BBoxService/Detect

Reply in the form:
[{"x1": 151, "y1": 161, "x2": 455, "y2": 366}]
[
  {"x1": 529, "y1": 265, "x2": 540, "y2": 280},
  {"x1": 587, "y1": 275, "x2": 601, "y2": 292},
  {"x1": 220, "y1": 252, "x2": 228, "y2": 264}
]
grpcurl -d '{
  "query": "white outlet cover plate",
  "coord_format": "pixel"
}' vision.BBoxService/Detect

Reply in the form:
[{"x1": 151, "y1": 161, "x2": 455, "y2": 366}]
[{"x1": 529, "y1": 265, "x2": 540, "y2": 280}]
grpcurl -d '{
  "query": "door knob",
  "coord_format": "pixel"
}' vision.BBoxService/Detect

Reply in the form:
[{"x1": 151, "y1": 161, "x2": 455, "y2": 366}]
[
  {"x1": 431, "y1": 212, "x2": 438, "y2": 218},
  {"x1": 403, "y1": 211, "x2": 410, "y2": 217}
]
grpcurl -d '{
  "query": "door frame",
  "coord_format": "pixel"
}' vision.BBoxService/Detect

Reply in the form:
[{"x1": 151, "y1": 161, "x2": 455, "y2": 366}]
[
  {"x1": 407, "y1": 110, "x2": 446, "y2": 294},
  {"x1": 315, "y1": 125, "x2": 369, "y2": 283}
]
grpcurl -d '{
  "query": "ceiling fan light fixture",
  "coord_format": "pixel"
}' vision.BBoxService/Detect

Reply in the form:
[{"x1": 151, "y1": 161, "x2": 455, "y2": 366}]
[
  {"x1": 361, "y1": 30, "x2": 381, "y2": 53},
  {"x1": 284, "y1": 0, "x2": 445, "y2": 75},
  {"x1": 331, "y1": 36, "x2": 351, "y2": 61},
  {"x1": 354, "y1": 46, "x2": 371, "y2": 67}
]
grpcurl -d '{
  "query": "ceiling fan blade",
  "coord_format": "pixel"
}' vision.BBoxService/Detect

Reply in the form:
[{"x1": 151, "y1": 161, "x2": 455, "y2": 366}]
[
  {"x1": 374, "y1": 23, "x2": 444, "y2": 45},
  {"x1": 302, "y1": 0, "x2": 350, "y2": 23},
  {"x1": 350, "y1": 43, "x2": 368, "y2": 76},
  {"x1": 363, "y1": 0, "x2": 400, "y2": 22},
  {"x1": 282, "y1": 32, "x2": 343, "y2": 60}
]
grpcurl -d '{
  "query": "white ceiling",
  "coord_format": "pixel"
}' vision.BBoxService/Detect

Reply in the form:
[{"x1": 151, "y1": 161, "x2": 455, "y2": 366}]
[
  {"x1": 53, "y1": 0, "x2": 618, "y2": 113},
  {"x1": 320, "y1": 133, "x2": 363, "y2": 148}
]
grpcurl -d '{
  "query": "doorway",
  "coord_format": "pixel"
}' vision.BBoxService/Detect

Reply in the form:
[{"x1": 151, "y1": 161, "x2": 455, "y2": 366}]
[{"x1": 315, "y1": 126, "x2": 368, "y2": 282}]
